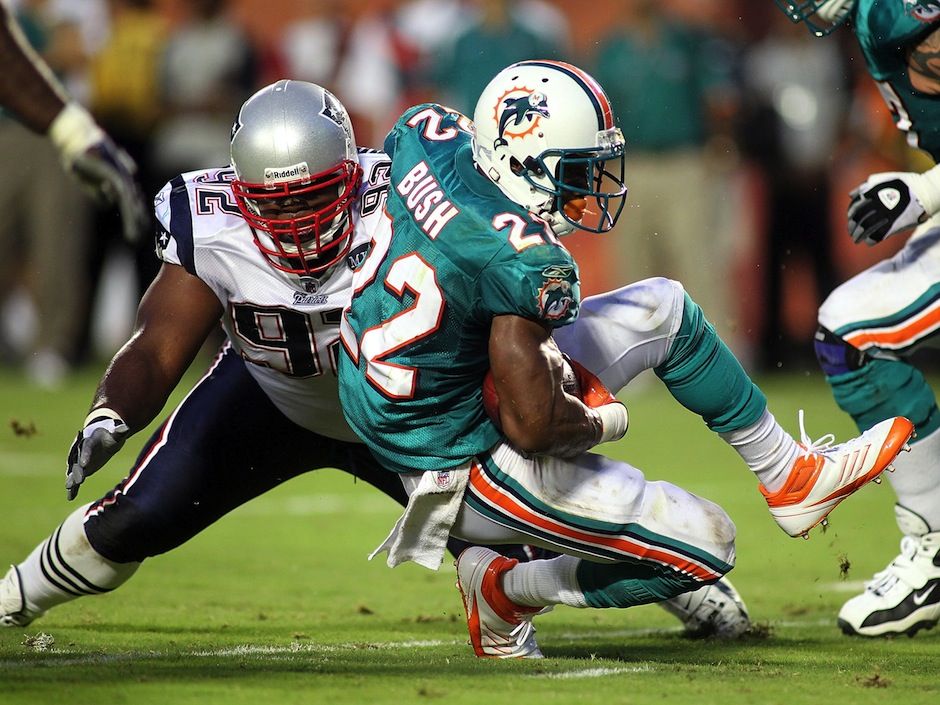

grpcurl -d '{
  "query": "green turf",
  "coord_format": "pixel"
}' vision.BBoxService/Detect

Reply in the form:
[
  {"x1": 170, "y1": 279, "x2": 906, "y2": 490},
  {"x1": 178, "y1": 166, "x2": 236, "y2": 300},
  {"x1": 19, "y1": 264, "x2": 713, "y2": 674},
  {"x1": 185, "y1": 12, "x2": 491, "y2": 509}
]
[{"x1": 1, "y1": 363, "x2": 938, "y2": 704}]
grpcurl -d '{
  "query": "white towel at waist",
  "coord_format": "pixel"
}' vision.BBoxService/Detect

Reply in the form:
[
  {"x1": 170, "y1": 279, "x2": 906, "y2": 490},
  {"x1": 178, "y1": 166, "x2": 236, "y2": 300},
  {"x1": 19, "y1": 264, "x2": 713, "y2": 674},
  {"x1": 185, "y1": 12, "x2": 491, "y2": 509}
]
[{"x1": 369, "y1": 464, "x2": 471, "y2": 570}]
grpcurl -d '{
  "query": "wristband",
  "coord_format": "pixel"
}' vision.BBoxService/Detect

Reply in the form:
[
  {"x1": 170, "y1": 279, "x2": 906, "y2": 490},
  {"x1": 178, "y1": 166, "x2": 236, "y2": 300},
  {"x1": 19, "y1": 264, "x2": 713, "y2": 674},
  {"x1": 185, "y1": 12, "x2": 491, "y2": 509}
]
[
  {"x1": 596, "y1": 402, "x2": 629, "y2": 444},
  {"x1": 47, "y1": 102, "x2": 105, "y2": 164},
  {"x1": 914, "y1": 163, "x2": 940, "y2": 216},
  {"x1": 83, "y1": 407, "x2": 125, "y2": 427}
]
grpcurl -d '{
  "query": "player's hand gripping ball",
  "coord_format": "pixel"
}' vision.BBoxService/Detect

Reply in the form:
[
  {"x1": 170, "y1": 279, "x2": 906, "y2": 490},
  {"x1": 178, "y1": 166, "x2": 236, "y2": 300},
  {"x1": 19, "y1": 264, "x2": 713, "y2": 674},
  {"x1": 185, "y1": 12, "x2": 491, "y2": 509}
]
[{"x1": 483, "y1": 354, "x2": 618, "y2": 427}]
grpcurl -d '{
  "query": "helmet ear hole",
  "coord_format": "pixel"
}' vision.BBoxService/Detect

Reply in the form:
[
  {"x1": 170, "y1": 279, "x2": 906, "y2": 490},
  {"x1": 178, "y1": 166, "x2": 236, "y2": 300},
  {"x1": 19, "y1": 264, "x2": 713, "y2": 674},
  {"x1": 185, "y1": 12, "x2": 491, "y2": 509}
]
[{"x1": 522, "y1": 156, "x2": 545, "y2": 178}]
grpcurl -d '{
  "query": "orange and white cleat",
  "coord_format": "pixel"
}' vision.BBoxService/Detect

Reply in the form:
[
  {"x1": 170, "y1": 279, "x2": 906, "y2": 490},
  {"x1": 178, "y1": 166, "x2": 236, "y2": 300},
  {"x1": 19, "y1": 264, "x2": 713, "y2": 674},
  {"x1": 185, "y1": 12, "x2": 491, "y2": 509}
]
[
  {"x1": 761, "y1": 411, "x2": 914, "y2": 539},
  {"x1": 455, "y1": 547, "x2": 543, "y2": 659}
]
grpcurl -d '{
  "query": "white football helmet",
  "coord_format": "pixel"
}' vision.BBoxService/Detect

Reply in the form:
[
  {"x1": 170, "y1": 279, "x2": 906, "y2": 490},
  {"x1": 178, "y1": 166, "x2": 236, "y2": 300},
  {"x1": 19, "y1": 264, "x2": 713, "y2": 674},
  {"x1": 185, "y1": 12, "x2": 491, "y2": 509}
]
[
  {"x1": 774, "y1": 0, "x2": 855, "y2": 35},
  {"x1": 472, "y1": 60, "x2": 626, "y2": 235},
  {"x1": 230, "y1": 79, "x2": 362, "y2": 276}
]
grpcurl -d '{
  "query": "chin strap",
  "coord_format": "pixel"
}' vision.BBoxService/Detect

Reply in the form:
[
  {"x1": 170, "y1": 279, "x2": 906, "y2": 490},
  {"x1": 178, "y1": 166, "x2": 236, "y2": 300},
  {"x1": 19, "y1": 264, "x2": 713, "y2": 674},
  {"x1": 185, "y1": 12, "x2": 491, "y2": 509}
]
[
  {"x1": 816, "y1": 0, "x2": 854, "y2": 24},
  {"x1": 539, "y1": 208, "x2": 575, "y2": 237}
]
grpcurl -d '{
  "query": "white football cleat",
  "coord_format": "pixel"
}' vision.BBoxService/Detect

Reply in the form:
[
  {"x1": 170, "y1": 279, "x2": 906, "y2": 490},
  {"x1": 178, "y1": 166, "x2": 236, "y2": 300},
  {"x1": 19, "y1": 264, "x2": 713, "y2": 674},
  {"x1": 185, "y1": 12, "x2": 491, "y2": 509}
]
[
  {"x1": 0, "y1": 566, "x2": 42, "y2": 628},
  {"x1": 838, "y1": 505, "x2": 940, "y2": 637},
  {"x1": 760, "y1": 412, "x2": 914, "y2": 538},
  {"x1": 455, "y1": 547, "x2": 543, "y2": 659},
  {"x1": 660, "y1": 577, "x2": 751, "y2": 639}
]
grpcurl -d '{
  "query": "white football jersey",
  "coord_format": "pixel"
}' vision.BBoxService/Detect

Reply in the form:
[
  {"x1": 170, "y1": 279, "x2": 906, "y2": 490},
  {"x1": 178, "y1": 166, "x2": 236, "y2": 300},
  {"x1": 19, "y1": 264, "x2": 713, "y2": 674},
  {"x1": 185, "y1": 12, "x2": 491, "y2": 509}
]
[{"x1": 154, "y1": 150, "x2": 392, "y2": 442}]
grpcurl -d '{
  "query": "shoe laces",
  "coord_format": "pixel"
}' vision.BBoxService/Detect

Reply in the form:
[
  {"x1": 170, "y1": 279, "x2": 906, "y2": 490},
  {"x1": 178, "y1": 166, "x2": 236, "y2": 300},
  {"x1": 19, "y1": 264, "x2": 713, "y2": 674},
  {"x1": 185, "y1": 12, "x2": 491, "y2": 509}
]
[
  {"x1": 866, "y1": 535, "x2": 922, "y2": 596},
  {"x1": 509, "y1": 617, "x2": 534, "y2": 641},
  {"x1": 797, "y1": 409, "x2": 836, "y2": 459}
]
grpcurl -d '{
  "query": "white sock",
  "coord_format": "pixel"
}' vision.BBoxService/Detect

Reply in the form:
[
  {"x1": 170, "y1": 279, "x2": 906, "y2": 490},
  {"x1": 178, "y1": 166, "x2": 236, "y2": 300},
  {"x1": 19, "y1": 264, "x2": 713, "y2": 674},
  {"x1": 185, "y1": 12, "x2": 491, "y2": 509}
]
[
  {"x1": 501, "y1": 555, "x2": 588, "y2": 608},
  {"x1": 16, "y1": 504, "x2": 140, "y2": 614},
  {"x1": 719, "y1": 409, "x2": 799, "y2": 492},
  {"x1": 888, "y1": 426, "x2": 940, "y2": 531}
]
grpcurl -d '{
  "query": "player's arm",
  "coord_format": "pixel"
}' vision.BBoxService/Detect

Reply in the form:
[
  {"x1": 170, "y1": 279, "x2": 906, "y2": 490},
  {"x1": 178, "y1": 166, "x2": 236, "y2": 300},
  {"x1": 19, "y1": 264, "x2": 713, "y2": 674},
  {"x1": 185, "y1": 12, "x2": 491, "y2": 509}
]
[
  {"x1": 0, "y1": 5, "x2": 148, "y2": 243},
  {"x1": 65, "y1": 263, "x2": 223, "y2": 500},
  {"x1": 848, "y1": 24, "x2": 940, "y2": 246},
  {"x1": 90, "y1": 263, "x2": 223, "y2": 429},
  {"x1": 488, "y1": 314, "x2": 626, "y2": 458},
  {"x1": 0, "y1": 3, "x2": 67, "y2": 132}
]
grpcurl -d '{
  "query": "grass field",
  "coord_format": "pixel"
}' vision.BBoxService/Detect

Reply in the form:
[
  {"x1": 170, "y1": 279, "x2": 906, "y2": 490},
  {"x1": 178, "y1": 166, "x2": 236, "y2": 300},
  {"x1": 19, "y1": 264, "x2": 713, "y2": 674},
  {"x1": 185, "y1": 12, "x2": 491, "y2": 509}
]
[{"x1": 1, "y1": 362, "x2": 938, "y2": 704}]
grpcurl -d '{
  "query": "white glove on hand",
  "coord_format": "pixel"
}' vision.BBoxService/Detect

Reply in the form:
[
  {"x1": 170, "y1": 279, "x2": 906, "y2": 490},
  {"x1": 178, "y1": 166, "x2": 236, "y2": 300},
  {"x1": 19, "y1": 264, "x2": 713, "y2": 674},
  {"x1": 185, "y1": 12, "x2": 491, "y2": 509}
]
[
  {"x1": 48, "y1": 102, "x2": 149, "y2": 244},
  {"x1": 847, "y1": 165, "x2": 940, "y2": 246},
  {"x1": 65, "y1": 409, "x2": 130, "y2": 501}
]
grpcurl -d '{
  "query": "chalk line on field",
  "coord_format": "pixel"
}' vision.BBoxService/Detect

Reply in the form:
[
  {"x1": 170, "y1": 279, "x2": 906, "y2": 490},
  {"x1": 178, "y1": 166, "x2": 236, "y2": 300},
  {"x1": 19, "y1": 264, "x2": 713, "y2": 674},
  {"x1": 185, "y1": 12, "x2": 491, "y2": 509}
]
[
  {"x1": 531, "y1": 665, "x2": 654, "y2": 679},
  {"x1": 0, "y1": 617, "x2": 852, "y2": 670}
]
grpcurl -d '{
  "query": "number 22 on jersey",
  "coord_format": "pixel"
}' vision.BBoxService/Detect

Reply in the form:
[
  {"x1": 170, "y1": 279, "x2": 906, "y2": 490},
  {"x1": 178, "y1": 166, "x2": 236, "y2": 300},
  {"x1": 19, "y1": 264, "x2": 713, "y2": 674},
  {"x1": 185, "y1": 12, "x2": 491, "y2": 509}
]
[{"x1": 341, "y1": 214, "x2": 444, "y2": 399}]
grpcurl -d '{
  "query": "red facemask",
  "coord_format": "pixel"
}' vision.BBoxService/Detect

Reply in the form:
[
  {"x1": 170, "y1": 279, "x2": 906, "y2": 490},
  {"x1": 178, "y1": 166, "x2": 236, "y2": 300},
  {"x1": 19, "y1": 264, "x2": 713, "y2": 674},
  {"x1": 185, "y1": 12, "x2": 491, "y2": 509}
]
[{"x1": 232, "y1": 160, "x2": 363, "y2": 275}]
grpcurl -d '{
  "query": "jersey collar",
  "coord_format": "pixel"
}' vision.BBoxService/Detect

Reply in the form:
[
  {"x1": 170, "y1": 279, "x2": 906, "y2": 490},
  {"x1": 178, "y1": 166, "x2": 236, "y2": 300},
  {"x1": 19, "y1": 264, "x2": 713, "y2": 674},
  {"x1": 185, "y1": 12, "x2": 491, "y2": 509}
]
[{"x1": 455, "y1": 142, "x2": 504, "y2": 200}]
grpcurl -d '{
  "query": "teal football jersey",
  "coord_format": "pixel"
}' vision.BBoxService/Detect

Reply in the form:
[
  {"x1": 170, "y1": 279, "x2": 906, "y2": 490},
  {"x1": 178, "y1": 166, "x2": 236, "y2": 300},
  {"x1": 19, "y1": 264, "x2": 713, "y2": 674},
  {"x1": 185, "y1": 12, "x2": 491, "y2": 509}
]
[
  {"x1": 853, "y1": 0, "x2": 940, "y2": 159},
  {"x1": 339, "y1": 104, "x2": 580, "y2": 474}
]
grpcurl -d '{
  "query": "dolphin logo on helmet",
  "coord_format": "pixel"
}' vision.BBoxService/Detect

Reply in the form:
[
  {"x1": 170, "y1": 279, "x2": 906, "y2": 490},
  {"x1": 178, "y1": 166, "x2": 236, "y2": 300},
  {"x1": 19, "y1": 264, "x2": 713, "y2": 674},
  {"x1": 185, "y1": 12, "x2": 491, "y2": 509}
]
[
  {"x1": 496, "y1": 92, "x2": 550, "y2": 145},
  {"x1": 904, "y1": 0, "x2": 940, "y2": 22}
]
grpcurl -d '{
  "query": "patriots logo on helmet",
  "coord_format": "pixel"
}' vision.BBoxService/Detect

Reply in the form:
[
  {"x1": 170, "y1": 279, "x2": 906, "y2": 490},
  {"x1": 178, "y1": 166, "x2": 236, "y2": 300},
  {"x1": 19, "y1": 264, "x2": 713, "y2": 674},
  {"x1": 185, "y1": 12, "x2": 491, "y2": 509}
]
[
  {"x1": 495, "y1": 90, "x2": 550, "y2": 145},
  {"x1": 321, "y1": 92, "x2": 346, "y2": 129},
  {"x1": 905, "y1": 0, "x2": 940, "y2": 22}
]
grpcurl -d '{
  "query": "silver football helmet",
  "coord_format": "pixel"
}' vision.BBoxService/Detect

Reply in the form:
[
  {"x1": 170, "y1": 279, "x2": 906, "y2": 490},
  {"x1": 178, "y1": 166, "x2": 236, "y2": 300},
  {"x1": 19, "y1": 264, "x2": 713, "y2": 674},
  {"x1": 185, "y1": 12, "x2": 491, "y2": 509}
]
[
  {"x1": 230, "y1": 79, "x2": 362, "y2": 275},
  {"x1": 774, "y1": 0, "x2": 855, "y2": 35},
  {"x1": 472, "y1": 60, "x2": 626, "y2": 235}
]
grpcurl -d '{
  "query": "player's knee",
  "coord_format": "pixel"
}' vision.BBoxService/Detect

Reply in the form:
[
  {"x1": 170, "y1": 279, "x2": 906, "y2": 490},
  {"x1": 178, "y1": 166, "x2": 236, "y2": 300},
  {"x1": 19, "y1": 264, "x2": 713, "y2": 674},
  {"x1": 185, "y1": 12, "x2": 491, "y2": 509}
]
[
  {"x1": 813, "y1": 325, "x2": 866, "y2": 378},
  {"x1": 629, "y1": 277, "x2": 687, "y2": 330},
  {"x1": 699, "y1": 497, "x2": 737, "y2": 570},
  {"x1": 84, "y1": 503, "x2": 172, "y2": 563}
]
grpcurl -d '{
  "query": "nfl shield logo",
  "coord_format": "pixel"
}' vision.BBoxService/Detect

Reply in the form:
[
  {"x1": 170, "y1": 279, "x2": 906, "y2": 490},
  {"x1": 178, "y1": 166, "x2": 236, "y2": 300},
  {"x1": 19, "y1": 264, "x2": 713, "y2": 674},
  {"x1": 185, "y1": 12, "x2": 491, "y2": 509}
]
[{"x1": 300, "y1": 278, "x2": 321, "y2": 293}]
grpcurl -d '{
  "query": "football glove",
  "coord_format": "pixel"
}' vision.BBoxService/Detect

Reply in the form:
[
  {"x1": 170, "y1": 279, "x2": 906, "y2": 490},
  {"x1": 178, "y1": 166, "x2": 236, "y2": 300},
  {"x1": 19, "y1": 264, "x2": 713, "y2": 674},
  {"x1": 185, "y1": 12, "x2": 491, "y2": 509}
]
[
  {"x1": 847, "y1": 165, "x2": 940, "y2": 246},
  {"x1": 65, "y1": 408, "x2": 130, "y2": 501},
  {"x1": 48, "y1": 102, "x2": 149, "y2": 244},
  {"x1": 566, "y1": 357, "x2": 629, "y2": 444}
]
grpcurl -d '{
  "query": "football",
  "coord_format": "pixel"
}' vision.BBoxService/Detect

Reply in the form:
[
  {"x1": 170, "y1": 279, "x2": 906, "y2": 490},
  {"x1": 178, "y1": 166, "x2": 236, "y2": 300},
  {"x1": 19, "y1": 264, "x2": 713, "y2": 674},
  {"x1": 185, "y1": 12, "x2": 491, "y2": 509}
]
[{"x1": 482, "y1": 355, "x2": 581, "y2": 426}]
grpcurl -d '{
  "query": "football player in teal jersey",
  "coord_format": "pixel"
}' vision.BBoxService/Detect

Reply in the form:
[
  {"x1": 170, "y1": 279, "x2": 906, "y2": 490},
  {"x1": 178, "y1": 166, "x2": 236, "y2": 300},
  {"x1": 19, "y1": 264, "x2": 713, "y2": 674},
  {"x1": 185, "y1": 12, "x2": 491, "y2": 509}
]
[
  {"x1": 339, "y1": 60, "x2": 913, "y2": 658},
  {"x1": 778, "y1": 0, "x2": 940, "y2": 637}
]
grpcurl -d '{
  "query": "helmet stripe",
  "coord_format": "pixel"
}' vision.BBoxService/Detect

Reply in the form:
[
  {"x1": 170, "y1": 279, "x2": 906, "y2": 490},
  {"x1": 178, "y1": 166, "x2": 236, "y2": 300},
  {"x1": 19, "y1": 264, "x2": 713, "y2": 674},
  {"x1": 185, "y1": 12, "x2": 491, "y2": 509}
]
[{"x1": 521, "y1": 60, "x2": 614, "y2": 130}]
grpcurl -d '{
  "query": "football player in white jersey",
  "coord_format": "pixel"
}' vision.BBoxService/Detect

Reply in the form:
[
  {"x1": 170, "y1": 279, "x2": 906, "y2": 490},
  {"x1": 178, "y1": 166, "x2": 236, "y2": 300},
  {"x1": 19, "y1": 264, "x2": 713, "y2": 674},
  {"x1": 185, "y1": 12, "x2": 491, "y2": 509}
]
[{"x1": 0, "y1": 80, "x2": 421, "y2": 627}]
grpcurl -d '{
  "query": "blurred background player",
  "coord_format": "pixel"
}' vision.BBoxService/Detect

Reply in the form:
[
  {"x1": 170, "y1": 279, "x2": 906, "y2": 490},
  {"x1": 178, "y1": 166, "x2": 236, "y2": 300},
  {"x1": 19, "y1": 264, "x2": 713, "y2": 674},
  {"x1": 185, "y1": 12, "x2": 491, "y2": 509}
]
[
  {"x1": 0, "y1": 1, "x2": 147, "y2": 385},
  {"x1": 338, "y1": 60, "x2": 913, "y2": 658},
  {"x1": 0, "y1": 1, "x2": 146, "y2": 244},
  {"x1": 777, "y1": 0, "x2": 940, "y2": 638}
]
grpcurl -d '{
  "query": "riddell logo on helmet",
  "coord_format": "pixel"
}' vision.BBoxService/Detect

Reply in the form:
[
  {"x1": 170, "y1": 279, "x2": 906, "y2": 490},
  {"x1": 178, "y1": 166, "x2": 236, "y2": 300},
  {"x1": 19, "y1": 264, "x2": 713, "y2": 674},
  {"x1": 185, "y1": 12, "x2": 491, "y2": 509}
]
[{"x1": 264, "y1": 162, "x2": 310, "y2": 185}]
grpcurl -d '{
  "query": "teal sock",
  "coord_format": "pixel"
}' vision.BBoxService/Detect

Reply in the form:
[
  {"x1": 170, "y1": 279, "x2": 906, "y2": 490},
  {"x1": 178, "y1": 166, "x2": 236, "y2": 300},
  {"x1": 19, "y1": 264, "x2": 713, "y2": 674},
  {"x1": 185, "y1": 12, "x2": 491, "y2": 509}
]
[
  {"x1": 828, "y1": 357, "x2": 940, "y2": 436},
  {"x1": 576, "y1": 559, "x2": 705, "y2": 608},
  {"x1": 655, "y1": 293, "x2": 766, "y2": 433}
]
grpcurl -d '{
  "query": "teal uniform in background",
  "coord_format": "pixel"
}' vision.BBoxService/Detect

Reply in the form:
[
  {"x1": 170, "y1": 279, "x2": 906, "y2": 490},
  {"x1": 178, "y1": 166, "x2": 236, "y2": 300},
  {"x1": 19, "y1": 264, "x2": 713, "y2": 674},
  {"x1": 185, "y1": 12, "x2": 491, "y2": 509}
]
[{"x1": 852, "y1": 0, "x2": 940, "y2": 157}]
